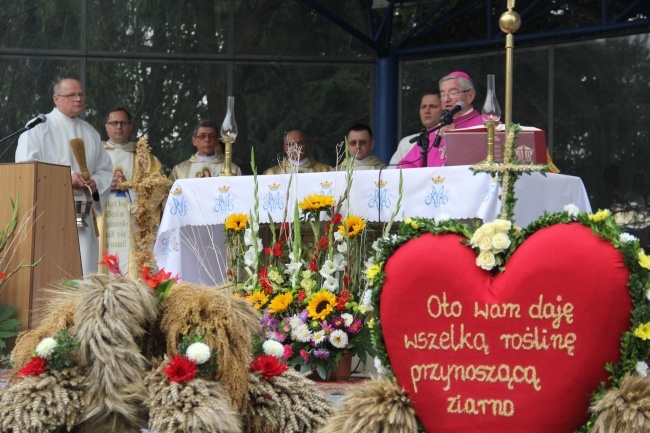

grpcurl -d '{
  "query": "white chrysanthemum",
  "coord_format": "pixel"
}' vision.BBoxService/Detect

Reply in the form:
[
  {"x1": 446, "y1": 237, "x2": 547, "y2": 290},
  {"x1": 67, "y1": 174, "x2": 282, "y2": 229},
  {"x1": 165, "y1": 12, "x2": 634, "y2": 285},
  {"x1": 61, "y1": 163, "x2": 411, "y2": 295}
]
[
  {"x1": 263, "y1": 340, "x2": 285, "y2": 358},
  {"x1": 312, "y1": 330, "x2": 327, "y2": 345},
  {"x1": 319, "y1": 260, "x2": 337, "y2": 277},
  {"x1": 636, "y1": 360, "x2": 649, "y2": 377},
  {"x1": 323, "y1": 276, "x2": 339, "y2": 292},
  {"x1": 333, "y1": 231, "x2": 344, "y2": 242},
  {"x1": 186, "y1": 342, "x2": 211, "y2": 364},
  {"x1": 341, "y1": 313, "x2": 354, "y2": 327},
  {"x1": 564, "y1": 204, "x2": 580, "y2": 217},
  {"x1": 35, "y1": 337, "x2": 57, "y2": 358},
  {"x1": 292, "y1": 324, "x2": 312, "y2": 343},
  {"x1": 374, "y1": 357, "x2": 388, "y2": 375},
  {"x1": 337, "y1": 242, "x2": 348, "y2": 253},
  {"x1": 620, "y1": 233, "x2": 638, "y2": 244},
  {"x1": 289, "y1": 314, "x2": 305, "y2": 329},
  {"x1": 329, "y1": 329, "x2": 349, "y2": 349},
  {"x1": 435, "y1": 213, "x2": 451, "y2": 223}
]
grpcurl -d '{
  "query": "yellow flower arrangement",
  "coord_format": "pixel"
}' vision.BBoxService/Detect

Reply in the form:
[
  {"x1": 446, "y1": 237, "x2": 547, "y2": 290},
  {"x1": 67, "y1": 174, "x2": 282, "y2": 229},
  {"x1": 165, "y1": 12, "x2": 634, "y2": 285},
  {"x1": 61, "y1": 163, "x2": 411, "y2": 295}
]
[
  {"x1": 268, "y1": 292, "x2": 294, "y2": 314},
  {"x1": 338, "y1": 215, "x2": 366, "y2": 238},
  {"x1": 224, "y1": 213, "x2": 248, "y2": 231},
  {"x1": 306, "y1": 290, "x2": 337, "y2": 320}
]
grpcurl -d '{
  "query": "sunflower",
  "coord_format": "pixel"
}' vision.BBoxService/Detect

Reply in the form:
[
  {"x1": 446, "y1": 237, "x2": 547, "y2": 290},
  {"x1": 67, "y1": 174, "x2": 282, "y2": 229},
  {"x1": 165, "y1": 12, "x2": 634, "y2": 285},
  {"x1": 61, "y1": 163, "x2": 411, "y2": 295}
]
[
  {"x1": 298, "y1": 194, "x2": 335, "y2": 212},
  {"x1": 337, "y1": 215, "x2": 366, "y2": 238},
  {"x1": 268, "y1": 292, "x2": 294, "y2": 314},
  {"x1": 306, "y1": 290, "x2": 337, "y2": 320},
  {"x1": 224, "y1": 212, "x2": 248, "y2": 231},
  {"x1": 246, "y1": 290, "x2": 269, "y2": 310}
]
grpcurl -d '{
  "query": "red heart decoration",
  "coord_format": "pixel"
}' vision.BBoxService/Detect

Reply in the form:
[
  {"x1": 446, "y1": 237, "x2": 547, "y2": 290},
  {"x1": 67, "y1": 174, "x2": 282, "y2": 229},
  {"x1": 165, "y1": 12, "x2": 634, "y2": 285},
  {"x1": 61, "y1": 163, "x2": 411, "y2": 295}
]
[{"x1": 380, "y1": 223, "x2": 631, "y2": 433}]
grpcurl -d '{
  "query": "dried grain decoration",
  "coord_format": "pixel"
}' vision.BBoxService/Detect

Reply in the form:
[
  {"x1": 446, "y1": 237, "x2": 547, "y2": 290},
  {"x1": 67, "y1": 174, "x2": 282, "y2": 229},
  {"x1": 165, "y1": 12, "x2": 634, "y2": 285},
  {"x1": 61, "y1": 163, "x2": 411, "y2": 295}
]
[
  {"x1": 317, "y1": 376, "x2": 418, "y2": 433},
  {"x1": 589, "y1": 374, "x2": 650, "y2": 433},
  {"x1": 0, "y1": 366, "x2": 87, "y2": 433},
  {"x1": 245, "y1": 369, "x2": 333, "y2": 433},
  {"x1": 73, "y1": 275, "x2": 159, "y2": 432},
  {"x1": 144, "y1": 364, "x2": 242, "y2": 433},
  {"x1": 160, "y1": 282, "x2": 259, "y2": 412}
]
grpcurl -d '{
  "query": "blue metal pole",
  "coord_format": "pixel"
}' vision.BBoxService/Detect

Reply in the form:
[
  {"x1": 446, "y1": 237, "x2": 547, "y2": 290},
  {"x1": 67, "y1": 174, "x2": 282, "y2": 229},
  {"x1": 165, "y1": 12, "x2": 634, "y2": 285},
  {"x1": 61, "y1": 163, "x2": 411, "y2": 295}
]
[{"x1": 374, "y1": 56, "x2": 398, "y2": 164}]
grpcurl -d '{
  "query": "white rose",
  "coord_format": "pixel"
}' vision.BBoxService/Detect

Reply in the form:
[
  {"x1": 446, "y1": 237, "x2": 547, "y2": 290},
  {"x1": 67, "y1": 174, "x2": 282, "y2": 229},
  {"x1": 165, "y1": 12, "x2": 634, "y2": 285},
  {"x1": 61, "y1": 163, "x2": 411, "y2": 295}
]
[
  {"x1": 186, "y1": 342, "x2": 211, "y2": 364},
  {"x1": 476, "y1": 251, "x2": 497, "y2": 270},
  {"x1": 636, "y1": 361, "x2": 648, "y2": 378},
  {"x1": 491, "y1": 232, "x2": 511, "y2": 253},
  {"x1": 478, "y1": 236, "x2": 493, "y2": 252},
  {"x1": 35, "y1": 337, "x2": 57, "y2": 358},
  {"x1": 435, "y1": 213, "x2": 451, "y2": 223},
  {"x1": 491, "y1": 219, "x2": 511, "y2": 233}
]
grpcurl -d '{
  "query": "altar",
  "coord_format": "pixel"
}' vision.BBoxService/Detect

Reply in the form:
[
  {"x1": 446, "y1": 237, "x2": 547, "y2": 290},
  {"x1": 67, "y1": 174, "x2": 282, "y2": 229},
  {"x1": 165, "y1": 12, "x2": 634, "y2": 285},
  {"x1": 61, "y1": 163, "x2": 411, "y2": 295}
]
[{"x1": 154, "y1": 166, "x2": 591, "y2": 284}]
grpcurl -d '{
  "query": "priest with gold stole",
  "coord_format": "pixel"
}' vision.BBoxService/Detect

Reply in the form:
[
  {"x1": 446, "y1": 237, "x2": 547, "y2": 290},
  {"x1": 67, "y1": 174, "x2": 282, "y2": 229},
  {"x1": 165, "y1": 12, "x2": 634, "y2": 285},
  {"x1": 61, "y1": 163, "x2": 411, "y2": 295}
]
[
  {"x1": 15, "y1": 77, "x2": 112, "y2": 277},
  {"x1": 98, "y1": 107, "x2": 167, "y2": 278}
]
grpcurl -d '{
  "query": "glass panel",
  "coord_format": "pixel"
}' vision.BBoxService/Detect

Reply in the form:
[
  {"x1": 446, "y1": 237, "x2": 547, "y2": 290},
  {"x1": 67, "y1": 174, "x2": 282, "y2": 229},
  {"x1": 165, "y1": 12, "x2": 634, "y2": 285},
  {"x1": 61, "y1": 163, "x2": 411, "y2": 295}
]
[
  {"x1": 232, "y1": 63, "x2": 372, "y2": 173},
  {"x1": 87, "y1": 0, "x2": 229, "y2": 54},
  {"x1": 553, "y1": 35, "x2": 650, "y2": 229},
  {"x1": 0, "y1": 0, "x2": 81, "y2": 50},
  {"x1": 0, "y1": 58, "x2": 80, "y2": 163},
  {"x1": 234, "y1": 0, "x2": 373, "y2": 58},
  {"x1": 85, "y1": 60, "x2": 228, "y2": 174}
]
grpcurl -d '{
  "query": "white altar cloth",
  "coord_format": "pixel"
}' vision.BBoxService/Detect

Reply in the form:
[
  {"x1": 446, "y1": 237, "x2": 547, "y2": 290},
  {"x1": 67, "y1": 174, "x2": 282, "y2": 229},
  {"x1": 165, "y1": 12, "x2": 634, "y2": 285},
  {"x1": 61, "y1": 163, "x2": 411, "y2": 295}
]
[{"x1": 155, "y1": 166, "x2": 591, "y2": 284}]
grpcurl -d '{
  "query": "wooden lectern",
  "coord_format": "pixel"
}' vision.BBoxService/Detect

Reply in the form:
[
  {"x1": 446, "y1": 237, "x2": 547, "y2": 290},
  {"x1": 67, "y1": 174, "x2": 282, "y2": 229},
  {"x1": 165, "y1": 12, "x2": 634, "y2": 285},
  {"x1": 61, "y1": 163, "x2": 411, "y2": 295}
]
[{"x1": 0, "y1": 162, "x2": 82, "y2": 331}]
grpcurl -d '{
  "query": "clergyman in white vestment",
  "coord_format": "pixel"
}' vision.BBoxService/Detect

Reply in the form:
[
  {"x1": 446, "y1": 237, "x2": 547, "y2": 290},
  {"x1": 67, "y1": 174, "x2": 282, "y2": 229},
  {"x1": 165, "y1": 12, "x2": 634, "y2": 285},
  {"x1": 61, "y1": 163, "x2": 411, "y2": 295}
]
[{"x1": 15, "y1": 78, "x2": 112, "y2": 276}]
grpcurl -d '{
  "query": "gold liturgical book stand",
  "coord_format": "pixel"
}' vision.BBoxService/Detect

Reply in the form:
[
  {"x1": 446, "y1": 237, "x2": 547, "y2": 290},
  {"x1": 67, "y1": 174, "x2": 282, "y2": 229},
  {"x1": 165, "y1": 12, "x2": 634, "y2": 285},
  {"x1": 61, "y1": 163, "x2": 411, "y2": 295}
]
[{"x1": 0, "y1": 162, "x2": 82, "y2": 332}]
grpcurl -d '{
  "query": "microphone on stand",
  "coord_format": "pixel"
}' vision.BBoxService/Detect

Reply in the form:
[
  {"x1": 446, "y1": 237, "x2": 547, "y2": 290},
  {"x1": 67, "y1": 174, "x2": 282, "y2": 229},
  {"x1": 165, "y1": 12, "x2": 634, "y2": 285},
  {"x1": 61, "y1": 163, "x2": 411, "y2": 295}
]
[
  {"x1": 25, "y1": 114, "x2": 47, "y2": 130},
  {"x1": 440, "y1": 101, "x2": 466, "y2": 125},
  {"x1": 0, "y1": 114, "x2": 48, "y2": 145}
]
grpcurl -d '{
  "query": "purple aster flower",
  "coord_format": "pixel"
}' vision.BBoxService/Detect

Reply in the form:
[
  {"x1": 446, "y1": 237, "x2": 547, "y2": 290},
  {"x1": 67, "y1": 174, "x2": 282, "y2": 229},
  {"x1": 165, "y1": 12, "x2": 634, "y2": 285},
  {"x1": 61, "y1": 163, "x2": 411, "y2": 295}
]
[
  {"x1": 314, "y1": 348, "x2": 330, "y2": 359},
  {"x1": 299, "y1": 309, "x2": 309, "y2": 322},
  {"x1": 330, "y1": 316, "x2": 346, "y2": 329}
]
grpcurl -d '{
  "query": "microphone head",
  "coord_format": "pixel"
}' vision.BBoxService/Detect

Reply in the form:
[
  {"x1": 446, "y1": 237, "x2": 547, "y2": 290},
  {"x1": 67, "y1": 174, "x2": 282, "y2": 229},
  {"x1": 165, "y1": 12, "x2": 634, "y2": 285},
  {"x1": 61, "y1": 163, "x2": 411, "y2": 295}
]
[
  {"x1": 455, "y1": 101, "x2": 466, "y2": 111},
  {"x1": 38, "y1": 114, "x2": 47, "y2": 123}
]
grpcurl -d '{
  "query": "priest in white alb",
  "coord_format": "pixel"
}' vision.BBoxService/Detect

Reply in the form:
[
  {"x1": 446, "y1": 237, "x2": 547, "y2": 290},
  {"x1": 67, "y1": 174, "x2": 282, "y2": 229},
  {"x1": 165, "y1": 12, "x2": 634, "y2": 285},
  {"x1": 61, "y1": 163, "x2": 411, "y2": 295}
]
[
  {"x1": 98, "y1": 107, "x2": 167, "y2": 278},
  {"x1": 15, "y1": 78, "x2": 112, "y2": 276}
]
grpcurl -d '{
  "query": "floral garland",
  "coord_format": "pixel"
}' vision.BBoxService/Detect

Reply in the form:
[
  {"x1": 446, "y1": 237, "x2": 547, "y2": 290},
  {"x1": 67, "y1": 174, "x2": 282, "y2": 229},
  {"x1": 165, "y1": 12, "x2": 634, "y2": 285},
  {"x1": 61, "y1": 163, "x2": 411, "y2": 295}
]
[{"x1": 366, "y1": 207, "x2": 650, "y2": 432}]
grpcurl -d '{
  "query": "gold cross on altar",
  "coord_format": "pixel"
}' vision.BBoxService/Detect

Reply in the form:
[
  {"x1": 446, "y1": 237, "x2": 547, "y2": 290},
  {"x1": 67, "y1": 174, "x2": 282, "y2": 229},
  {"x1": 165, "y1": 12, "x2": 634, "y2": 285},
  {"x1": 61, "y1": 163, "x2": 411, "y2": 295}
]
[
  {"x1": 118, "y1": 137, "x2": 172, "y2": 272},
  {"x1": 470, "y1": 125, "x2": 547, "y2": 222}
]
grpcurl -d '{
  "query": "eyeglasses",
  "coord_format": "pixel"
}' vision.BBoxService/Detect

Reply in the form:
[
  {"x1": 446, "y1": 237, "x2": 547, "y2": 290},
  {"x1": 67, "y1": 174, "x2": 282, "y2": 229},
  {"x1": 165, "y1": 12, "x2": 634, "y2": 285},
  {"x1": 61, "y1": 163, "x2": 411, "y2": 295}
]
[
  {"x1": 194, "y1": 133, "x2": 218, "y2": 140},
  {"x1": 348, "y1": 140, "x2": 369, "y2": 146},
  {"x1": 106, "y1": 121, "x2": 131, "y2": 127},
  {"x1": 439, "y1": 90, "x2": 470, "y2": 99},
  {"x1": 57, "y1": 93, "x2": 85, "y2": 100}
]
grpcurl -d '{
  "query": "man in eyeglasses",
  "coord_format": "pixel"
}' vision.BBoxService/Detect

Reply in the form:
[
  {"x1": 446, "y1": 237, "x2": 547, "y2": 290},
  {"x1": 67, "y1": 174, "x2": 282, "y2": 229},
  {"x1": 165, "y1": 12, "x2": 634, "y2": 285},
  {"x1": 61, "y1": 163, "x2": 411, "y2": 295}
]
[
  {"x1": 262, "y1": 129, "x2": 332, "y2": 174},
  {"x1": 169, "y1": 119, "x2": 242, "y2": 181},
  {"x1": 398, "y1": 71, "x2": 485, "y2": 168},
  {"x1": 15, "y1": 77, "x2": 113, "y2": 276},
  {"x1": 97, "y1": 107, "x2": 167, "y2": 277},
  {"x1": 336, "y1": 123, "x2": 383, "y2": 171}
]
